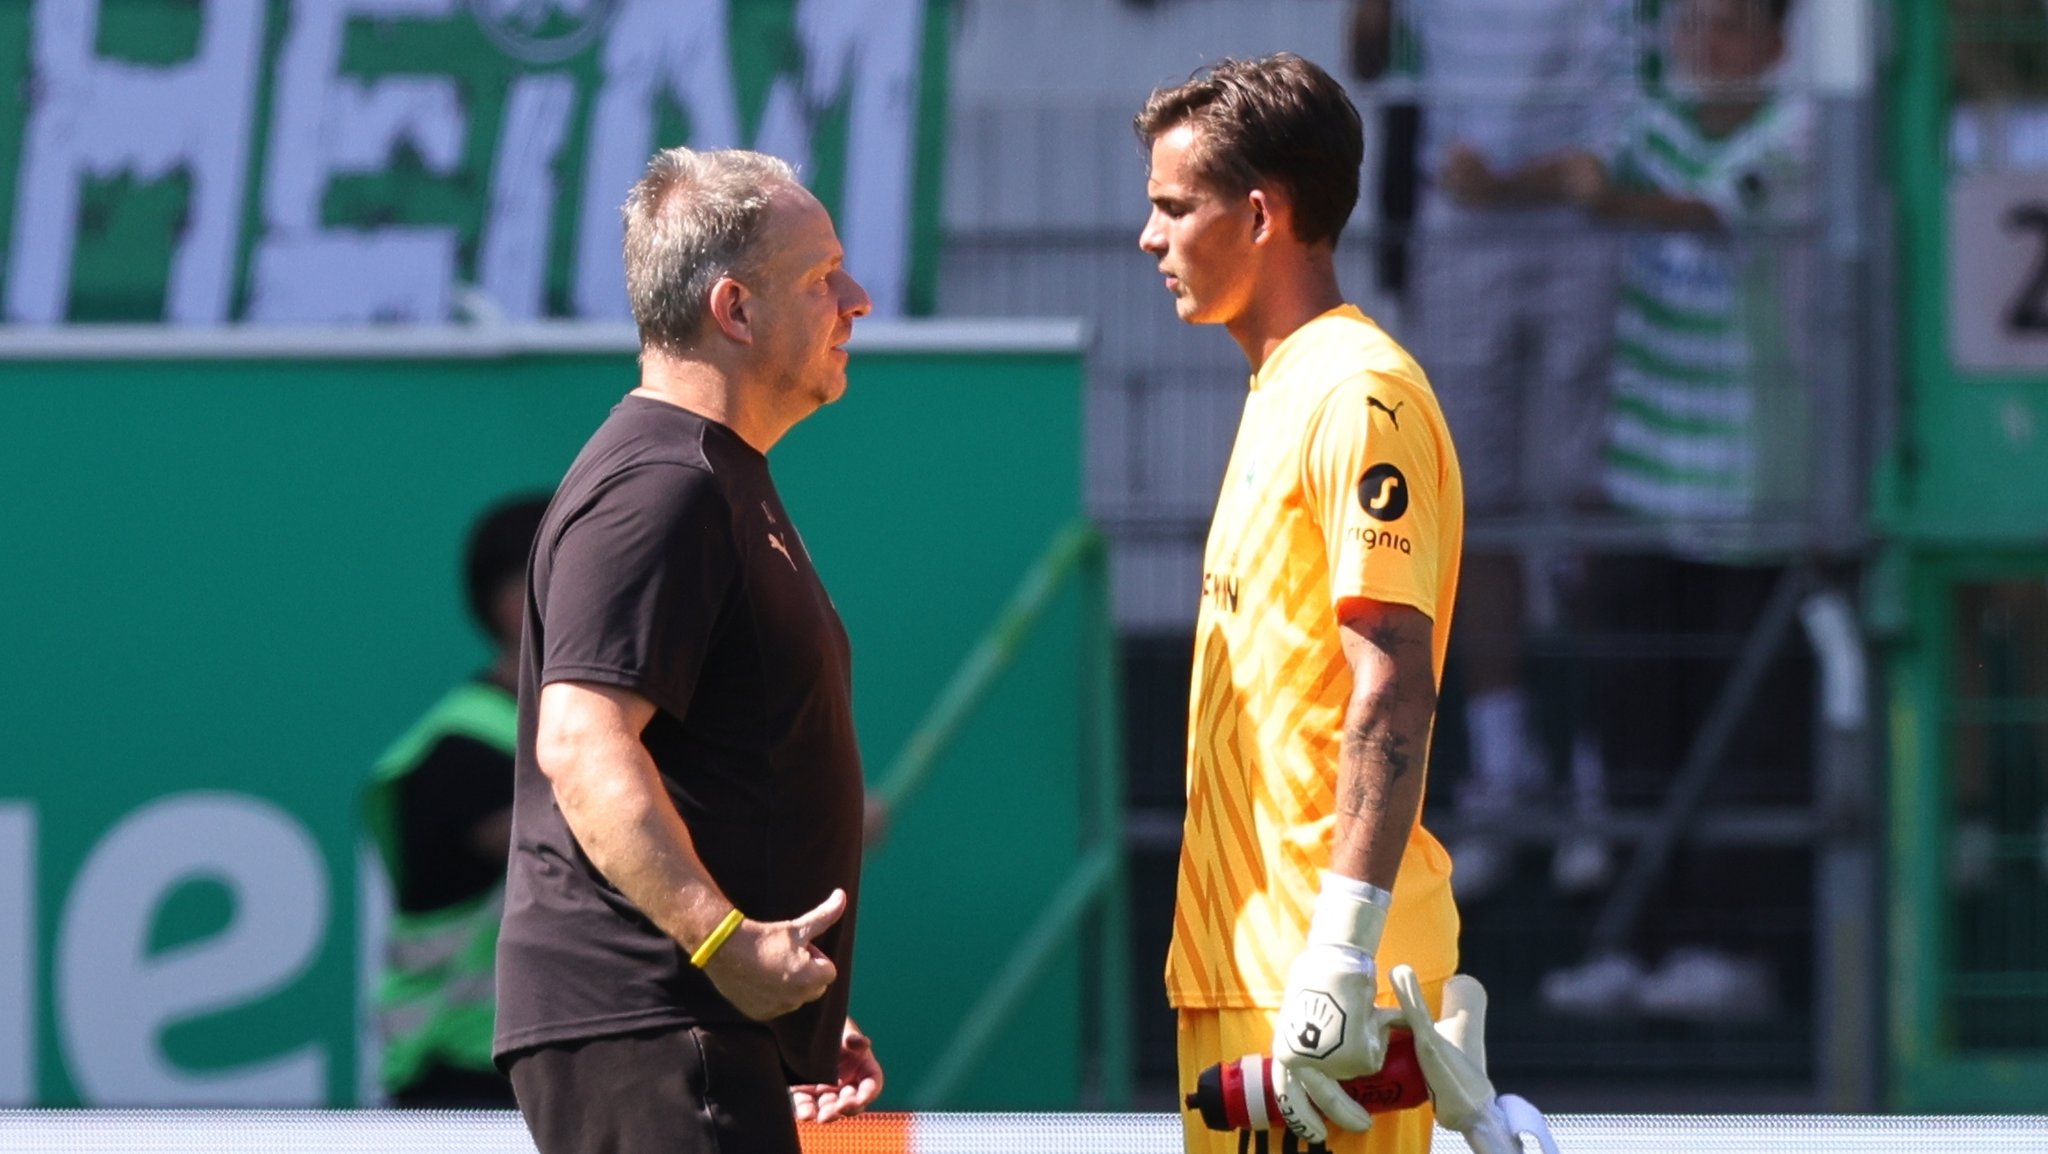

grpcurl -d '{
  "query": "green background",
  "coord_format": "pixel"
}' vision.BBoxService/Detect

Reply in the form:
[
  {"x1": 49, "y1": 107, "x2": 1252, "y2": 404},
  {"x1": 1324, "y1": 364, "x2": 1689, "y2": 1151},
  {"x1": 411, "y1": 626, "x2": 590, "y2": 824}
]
[
  {"x1": 0, "y1": 336, "x2": 1091, "y2": 1106},
  {"x1": 1881, "y1": 0, "x2": 2048, "y2": 1108}
]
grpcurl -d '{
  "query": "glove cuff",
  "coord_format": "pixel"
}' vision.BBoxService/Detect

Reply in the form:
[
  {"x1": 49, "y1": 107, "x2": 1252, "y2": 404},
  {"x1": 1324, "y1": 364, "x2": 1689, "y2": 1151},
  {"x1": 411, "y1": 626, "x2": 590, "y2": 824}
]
[{"x1": 1308, "y1": 870, "x2": 1392, "y2": 954}]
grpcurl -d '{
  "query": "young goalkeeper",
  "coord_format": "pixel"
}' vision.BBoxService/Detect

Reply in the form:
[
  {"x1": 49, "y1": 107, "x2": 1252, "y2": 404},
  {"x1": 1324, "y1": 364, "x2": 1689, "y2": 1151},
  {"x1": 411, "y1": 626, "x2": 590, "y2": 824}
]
[{"x1": 1136, "y1": 53, "x2": 1466, "y2": 1154}]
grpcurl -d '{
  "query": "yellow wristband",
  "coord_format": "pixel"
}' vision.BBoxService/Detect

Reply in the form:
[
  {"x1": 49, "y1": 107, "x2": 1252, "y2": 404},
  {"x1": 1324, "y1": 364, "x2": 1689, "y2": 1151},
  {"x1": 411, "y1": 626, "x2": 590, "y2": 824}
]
[{"x1": 690, "y1": 907, "x2": 746, "y2": 969}]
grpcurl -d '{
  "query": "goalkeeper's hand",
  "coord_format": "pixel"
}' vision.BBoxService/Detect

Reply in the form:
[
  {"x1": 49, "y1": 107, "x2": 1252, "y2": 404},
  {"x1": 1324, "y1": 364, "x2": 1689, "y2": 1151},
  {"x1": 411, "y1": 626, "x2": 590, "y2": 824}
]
[{"x1": 1270, "y1": 871, "x2": 1397, "y2": 1145}]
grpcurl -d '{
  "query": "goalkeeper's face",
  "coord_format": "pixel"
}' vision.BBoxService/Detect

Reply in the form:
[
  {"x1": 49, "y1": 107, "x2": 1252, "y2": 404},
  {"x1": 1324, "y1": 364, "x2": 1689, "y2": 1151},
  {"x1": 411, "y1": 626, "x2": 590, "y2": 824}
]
[{"x1": 1140, "y1": 123, "x2": 1259, "y2": 328}]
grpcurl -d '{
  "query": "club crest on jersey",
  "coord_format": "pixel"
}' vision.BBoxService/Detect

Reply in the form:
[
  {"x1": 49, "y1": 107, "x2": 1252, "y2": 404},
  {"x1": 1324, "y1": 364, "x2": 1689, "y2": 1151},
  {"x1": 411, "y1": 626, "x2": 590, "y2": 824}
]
[
  {"x1": 1358, "y1": 463, "x2": 1409, "y2": 522},
  {"x1": 1282, "y1": 990, "x2": 1346, "y2": 1060}
]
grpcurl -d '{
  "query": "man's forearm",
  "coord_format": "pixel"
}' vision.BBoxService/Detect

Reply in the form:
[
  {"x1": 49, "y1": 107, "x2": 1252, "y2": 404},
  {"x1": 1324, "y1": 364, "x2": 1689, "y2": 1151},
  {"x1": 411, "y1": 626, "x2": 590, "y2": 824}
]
[
  {"x1": 549, "y1": 737, "x2": 731, "y2": 949},
  {"x1": 1326, "y1": 603, "x2": 1439, "y2": 893},
  {"x1": 1331, "y1": 686, "x2": 1434, "y2": 889},
  {"x1": 1594, "y1": 189, "x2": 1724, "y2": 231}
]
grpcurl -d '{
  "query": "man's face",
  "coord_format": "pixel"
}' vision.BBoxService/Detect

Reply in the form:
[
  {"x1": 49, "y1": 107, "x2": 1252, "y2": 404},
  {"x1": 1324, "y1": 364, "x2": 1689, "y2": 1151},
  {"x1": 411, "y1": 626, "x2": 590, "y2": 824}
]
[
  {"x1": 744, "y1": 188, "x2": 872, "y2": 412},
  {"x1": 1139, "y1": 124, "x2": 1259, "y2": 327},
  {"x1": 1670, "y1": 0, "x2": 1783, "y2": 87}
]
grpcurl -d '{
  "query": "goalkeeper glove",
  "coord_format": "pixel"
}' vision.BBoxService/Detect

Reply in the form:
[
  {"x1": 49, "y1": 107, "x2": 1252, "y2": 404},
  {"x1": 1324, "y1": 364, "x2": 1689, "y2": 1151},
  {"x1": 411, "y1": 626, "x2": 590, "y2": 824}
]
[{"x1": 1270, "y1": 871, "x2": 1397, "y2": 1144}]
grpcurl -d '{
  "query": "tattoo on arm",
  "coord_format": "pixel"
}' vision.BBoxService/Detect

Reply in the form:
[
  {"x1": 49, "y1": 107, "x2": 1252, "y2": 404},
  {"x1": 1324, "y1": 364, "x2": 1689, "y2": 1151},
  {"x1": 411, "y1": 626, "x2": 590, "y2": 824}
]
[
  {"x1": 1332, "y1": 604, "x2": 1437, "y2": 880},
  {"x1": 1338, "y1": 711, "x2": 1413, "y2": 823},
  {"x1": 1367, "y1": 620, "x2": 1408, "y2": 655}
]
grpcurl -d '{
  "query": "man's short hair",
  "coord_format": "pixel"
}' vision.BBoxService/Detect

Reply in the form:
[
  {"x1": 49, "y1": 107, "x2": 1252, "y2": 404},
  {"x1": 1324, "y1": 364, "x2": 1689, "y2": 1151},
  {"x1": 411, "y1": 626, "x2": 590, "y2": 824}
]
[
  {"x1": 465, "y1": 494, "x2": 550, "y2": 637},
  {"x1": 621, "y1": 147, "x2": 800, "y2": 356},
  {"x1": 1134, "y1": 53, "x2": 1364, "y2": 248}
]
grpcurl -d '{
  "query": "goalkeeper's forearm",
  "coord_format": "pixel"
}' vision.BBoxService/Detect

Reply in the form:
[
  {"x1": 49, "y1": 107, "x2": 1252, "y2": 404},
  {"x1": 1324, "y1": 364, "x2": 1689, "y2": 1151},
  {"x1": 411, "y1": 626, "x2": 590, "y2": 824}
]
[{"x1": 1330, "y1": 621, "x2": 1438, "y2": 887}]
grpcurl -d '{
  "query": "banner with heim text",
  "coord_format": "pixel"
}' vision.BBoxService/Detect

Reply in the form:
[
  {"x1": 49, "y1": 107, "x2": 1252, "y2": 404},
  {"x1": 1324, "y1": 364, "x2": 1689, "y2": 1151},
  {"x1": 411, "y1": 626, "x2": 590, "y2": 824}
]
[{"x1": 0, "y1": 0, "x2": 948, "y2": 325}]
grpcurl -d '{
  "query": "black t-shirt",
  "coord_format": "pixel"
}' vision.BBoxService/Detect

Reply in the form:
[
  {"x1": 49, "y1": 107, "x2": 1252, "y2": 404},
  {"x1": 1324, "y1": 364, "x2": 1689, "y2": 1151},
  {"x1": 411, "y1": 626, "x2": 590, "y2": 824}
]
[{"x1": 494, "y1": 397, "x2": 863, "y2": 1082}]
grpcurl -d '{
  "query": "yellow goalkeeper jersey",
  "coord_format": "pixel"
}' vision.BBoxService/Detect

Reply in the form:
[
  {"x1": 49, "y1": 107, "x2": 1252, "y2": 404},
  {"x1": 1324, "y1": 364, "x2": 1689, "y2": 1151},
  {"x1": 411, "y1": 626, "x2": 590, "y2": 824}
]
[{"x1": 1167, "y1": 305, "x2": 1464, "y2": 1010}]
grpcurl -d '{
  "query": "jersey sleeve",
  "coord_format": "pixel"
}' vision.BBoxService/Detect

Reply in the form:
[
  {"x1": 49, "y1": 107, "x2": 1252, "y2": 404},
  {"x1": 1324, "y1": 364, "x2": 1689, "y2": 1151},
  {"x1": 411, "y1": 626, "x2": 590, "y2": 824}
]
[
  {"x1": 539, "y1": 463, "x2": 737, "y2": 719},
  {"x1": 1303, "y1": 375, "x2": 1443, "y2": 618}
]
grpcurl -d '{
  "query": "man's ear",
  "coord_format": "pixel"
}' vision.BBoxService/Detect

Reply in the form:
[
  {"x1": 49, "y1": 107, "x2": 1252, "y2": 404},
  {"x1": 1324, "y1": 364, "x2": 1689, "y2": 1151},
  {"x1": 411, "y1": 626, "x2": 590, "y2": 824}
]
[
  {"x1": 707, "y1": 276, "x2": 754, "y2": 344},
  {"x1": 1247, "y1": 187, "x2": 1283, "y2": 245}
]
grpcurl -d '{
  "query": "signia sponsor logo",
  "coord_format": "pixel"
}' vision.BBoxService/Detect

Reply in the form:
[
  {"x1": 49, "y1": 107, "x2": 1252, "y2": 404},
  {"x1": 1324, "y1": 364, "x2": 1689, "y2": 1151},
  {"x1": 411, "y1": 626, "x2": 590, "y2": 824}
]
[
  {"x1": 1348, "y1": 526, "x2": 1413, "y2": 553},
  {"x1": 1358, "y1": 463, "x2": 1409, "y2": 522}
]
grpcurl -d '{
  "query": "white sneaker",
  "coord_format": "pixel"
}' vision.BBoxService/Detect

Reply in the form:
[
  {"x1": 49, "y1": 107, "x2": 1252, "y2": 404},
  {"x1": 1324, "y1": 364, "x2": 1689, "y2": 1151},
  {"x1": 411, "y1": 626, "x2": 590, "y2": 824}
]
[
  {"x1": 1539, "y1": 952, "x2": 1646, "y2": 1018},
  {"x1": 1634, "y1": 947, "x2": 1775, "y2": 1022},
  {"x1": 1551, "y1": 834, "x2": 1613, "y2": 895}
]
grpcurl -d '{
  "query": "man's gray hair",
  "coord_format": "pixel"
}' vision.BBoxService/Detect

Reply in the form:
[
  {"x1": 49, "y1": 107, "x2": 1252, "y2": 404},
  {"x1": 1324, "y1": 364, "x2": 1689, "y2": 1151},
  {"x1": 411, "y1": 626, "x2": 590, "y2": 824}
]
[{"x1": 621, "y1": 147, "x2": 800, "y2": 355}]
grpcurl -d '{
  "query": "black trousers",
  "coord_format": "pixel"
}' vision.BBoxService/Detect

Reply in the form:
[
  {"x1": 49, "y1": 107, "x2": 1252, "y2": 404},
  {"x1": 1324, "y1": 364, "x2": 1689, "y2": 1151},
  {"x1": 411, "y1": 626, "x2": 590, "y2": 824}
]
[
  {"x1": 508, "y1": 1024, "x2": 799, "y2": 1154},
  {"x1": 391, "y1": 1062, "x2": 517, "y2": 1109}
]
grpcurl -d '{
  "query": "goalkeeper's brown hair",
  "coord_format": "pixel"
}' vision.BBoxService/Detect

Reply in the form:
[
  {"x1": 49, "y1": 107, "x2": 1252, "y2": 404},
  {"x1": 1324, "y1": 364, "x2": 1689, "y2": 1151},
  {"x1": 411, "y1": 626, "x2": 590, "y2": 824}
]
[{"x1": 1134, "y1": 53, "x2": 1363, "y2": 248}]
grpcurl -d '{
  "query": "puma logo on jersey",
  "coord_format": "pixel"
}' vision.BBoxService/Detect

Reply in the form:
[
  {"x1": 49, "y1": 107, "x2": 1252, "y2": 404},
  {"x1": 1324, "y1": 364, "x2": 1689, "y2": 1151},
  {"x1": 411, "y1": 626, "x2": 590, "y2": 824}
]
[
  {"x1": 1358, "y1": 463, "x2": 1409, "y2": 522},
  {"x1": 1367, "y1": 396, "x2": 1404, "y2": 428},
  {"x1": 767, "y1": 532, "x2": 797, "y2": 570}
]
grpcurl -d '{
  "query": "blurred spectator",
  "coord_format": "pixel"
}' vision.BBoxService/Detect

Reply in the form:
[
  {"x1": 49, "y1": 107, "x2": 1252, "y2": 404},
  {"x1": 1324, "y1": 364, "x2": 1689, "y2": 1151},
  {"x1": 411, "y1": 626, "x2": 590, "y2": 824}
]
[
  {"x1": 364, "y1": 494, "x2": 549, "y2": 1107},
  {"x1": 1546, "y1": 0, "x2": 1811, "y2": 537},
  {"x1": 1351, "y1": 0, "x2": 1641, "y2": 902},
  {"x1": 1499, "y1": 0, "x2": 1812, "y2": 1020}
]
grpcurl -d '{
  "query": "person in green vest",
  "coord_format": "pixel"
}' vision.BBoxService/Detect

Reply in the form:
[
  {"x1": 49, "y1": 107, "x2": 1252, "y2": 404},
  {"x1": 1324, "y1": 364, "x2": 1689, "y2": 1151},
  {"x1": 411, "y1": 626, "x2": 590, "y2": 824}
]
[{"x1": 365, "y1": 494, "x2": 550, "y2": 1107}]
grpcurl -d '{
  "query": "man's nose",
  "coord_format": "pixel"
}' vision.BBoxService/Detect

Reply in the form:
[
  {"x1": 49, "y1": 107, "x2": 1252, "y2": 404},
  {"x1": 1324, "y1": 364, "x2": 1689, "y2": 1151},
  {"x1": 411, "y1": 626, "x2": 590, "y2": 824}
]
[
  {"x1": 1139, "y1": 210, "x2": 1167, "y2": 254},
  {"x1": 839, "y1": 271, "x2": 872, "y2": 318}
]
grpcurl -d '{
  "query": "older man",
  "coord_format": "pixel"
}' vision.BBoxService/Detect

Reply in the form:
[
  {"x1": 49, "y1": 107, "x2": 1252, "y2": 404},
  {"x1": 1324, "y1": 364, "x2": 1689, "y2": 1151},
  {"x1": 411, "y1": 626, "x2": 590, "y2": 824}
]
[{"x1": 494, "y1": 147, "x2": 879, "y2": 1154}]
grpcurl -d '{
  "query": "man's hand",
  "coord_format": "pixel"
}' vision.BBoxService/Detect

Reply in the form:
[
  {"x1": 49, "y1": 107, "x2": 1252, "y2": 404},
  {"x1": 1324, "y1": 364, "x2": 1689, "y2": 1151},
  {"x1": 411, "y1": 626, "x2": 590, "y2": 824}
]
[
  {"x1": 700, "y1": 889, "x2": 846, "y2": 1020},
  {"x1": 1438, "y1": 143, "x2": 1500, "y2": 206},
  {"x1": 791, "y1": 1018, "x2": 883, "y2": 1124},
  {"x1": 1270, "y1": 872, "x2": 1398, "y2": 1144}
]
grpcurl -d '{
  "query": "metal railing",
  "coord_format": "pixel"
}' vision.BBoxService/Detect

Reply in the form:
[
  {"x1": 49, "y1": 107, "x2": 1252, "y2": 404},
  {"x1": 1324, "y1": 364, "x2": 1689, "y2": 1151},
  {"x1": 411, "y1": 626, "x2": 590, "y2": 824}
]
[{"x1": 869, "y1": 521, "x2": 1130, "y2": 1109}]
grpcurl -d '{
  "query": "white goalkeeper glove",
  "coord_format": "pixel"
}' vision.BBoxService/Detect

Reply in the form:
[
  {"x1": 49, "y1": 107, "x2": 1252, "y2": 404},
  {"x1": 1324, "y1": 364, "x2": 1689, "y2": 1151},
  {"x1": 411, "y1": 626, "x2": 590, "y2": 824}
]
[{"x1": 1270, "y1": 871, "x2": 1397, "y2": 1144}]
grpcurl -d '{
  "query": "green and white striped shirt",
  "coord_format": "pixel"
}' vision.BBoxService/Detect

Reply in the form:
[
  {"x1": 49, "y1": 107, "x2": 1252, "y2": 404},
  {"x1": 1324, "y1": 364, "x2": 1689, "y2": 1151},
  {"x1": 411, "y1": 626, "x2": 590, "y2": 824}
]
[{"x1": 1604, "y1": 95, "x2": 1812, "y2": 553}]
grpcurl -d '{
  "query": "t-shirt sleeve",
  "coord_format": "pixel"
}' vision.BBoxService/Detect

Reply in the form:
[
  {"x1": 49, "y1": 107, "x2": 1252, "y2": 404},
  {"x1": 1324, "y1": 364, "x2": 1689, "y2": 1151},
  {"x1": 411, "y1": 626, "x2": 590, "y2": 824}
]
[
  {"x1": 539, "y1": 463, "x2": 737, "y2": 718},
  {"x1": 1302, "y1": 375, "x2": 1443, "y2": 619}
]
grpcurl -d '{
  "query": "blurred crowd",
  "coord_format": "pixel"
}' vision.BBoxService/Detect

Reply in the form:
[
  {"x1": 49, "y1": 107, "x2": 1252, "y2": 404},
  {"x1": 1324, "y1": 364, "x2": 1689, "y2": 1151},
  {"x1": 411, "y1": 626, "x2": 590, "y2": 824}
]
[{"x1": 1339, "y1": 0, "x2": 1822, "y2": 1027}]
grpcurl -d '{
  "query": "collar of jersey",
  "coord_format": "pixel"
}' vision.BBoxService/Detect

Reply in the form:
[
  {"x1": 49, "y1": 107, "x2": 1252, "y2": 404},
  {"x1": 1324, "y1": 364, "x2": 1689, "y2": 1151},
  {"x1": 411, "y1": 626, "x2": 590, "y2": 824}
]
[{"x1": 1251, "y1": 304, "x2": 1367, "y2": 392}]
